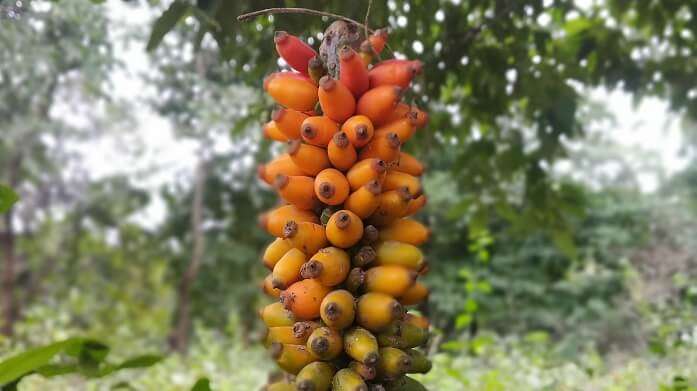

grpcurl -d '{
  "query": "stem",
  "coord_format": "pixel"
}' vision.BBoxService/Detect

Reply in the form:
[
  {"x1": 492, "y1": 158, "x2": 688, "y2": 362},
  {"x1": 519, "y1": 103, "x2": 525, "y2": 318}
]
[
  {"x1": 364, "y1": 0, "x2": 373, "y2": 39},
  {"x1": 237, "y1": 7, "x2": 374, "y2": 33}
]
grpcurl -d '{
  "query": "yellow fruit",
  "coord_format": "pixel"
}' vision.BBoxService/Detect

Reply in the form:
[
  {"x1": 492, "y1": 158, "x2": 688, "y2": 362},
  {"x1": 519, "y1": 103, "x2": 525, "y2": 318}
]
[
  {"x1": 332, "y1": 368, "x2": 368, "y2": 391},
  {"x1": 374, "y1": 241, "x2": 424, "y2": 270},
  {"x1": 296, "y1": 361, "x2": 335, "y2": 391},
  {"x1": 326, "y1": 210, "x2": 364, "y2": 248},
  {"x1": 263, "y1": 238, "x2": 295, "y2": 270},
  {"x1": 364, "y1": 265, "x2": 417, "y2": 297},
  {"x1": 343, "y1": 327, "x2": 379, "y2": 366},
  {"x1": 378, "y1": 219, "x2": 429, "y2": 246},
  {"x1": 356, "y1": 293, "x2": 403, "y2": 332},
  {"x1": 306, "y1": 326, "x2": 343, "y2": 360},
  {"x1": 270, "y1": 342, "x2": 317, "y2": 375},
  {"x1": 260, "y1": 302, "x2": 296, "y2": 327},
  {"x1": 320, "y1": 289, "x2": 355, "y2": 329},
  {"x1": 301, "y1": 247, "x2": 350, "y2": 287}
]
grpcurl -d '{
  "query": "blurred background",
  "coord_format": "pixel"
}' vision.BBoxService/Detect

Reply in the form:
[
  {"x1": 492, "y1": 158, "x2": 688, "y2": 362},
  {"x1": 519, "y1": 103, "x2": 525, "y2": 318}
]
[{"x1": 1, "y1": 0, "x2": 696, "y2": 389}]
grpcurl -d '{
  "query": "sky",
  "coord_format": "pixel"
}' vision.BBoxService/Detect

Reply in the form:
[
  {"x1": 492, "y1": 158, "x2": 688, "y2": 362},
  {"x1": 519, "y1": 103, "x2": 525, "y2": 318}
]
[{"x1": 75, "y1": 1, "x2": 688, "y2": 227}]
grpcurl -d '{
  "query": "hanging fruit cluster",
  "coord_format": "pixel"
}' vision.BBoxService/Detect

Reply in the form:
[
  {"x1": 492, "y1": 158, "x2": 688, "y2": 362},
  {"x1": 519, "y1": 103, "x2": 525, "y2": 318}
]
[{"x1": 258, "y1": 22, "x2": 431, "y2": 391}]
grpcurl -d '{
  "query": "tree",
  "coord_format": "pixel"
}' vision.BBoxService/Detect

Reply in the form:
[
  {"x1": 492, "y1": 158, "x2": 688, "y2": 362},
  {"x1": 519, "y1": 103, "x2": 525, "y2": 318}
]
[{"x1": 0, "y1": 0, "x2": 117, "y2": 335}]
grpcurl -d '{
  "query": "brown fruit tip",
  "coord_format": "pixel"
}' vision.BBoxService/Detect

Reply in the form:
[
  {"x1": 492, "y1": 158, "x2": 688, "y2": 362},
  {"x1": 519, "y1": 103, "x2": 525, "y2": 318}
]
[
  {"x1": 324, "y1": 302, "x2": 342, "y2": 321},
  {"x1": 273, "y1": 31, "x2": 289, "y2": 44},
  {"x1": 374, "y1": 28, "x2": 389, "y2": 39},
  {"x1": 399, "y1": 356, "x2": 413, "y2": 371},
  {"x1": 269, "y1": 342, "x2": 284, "y2": 359},
  {"x1": 339, "y1": 45, "x2": 355, "y2": 60},
  {"x1": 280, "y1": 290, "x2": 295, "y2": 310},
  {"x1": 365, "y1": 180, "x2": 382, "y2": 195},
  {"x1": 334, "y1": 211, "x2": 352, "y2": 229},
  {"x1": 397, "y1": 186, "x2": 412, "y2": 201},
  {"x1": 362, "y1": 225, "x2": 379, "y2": 244},
  {"x1": 333, "y1": 131, "x2": 350, "y2": 148},
  {"x1": 302, "y1": 123, "x2": 318, "y2": 139},
  {"x1": 300, "y1": 259, "x2": 323, "y2": 279},
  {"x1": 283, "y1": 220, "x2": 299, "y2": 238},
  {"x1": 273, "y1": 174, "x2": 289, "y2": 190},
  {"x1": 310, "y1": 336, "x2": 329, "y2": 354},
  {"x1": 293, "y1": 321, "x2": 315, "y2": 338},
  {"x1": 354, "y1": 246, "x2": 376, "y2": 267},
  {"x1": 390, "y1": 301, "x2": 405, "y2": 320},
  {"x1": 319, "y1": 75, "x2": 336, "y2": 91},
  {"x1": 385, "y1": 132, "x2": 401, "y2": 149},
  {"x1": 271, "y1": 278, "x2": 286, "y2": 290},
  {"x1": 372, "y1": 159, "x2": 387, "y2": 174},
  {"x1": 308, "y1": 55, "x2": 324, "y2": 70},
  {"x1": 355, "y1": 124, "x2": 370, "y2": 140},
  {"x1": 364, "y1": 351, "x2": 379, "y2": 366},
  {"x1": 287, "y1": 139, "x2": 302, "y2": 155},
  {"x1": 318, "y1": 182, "x2": 335, "y2": 199}
]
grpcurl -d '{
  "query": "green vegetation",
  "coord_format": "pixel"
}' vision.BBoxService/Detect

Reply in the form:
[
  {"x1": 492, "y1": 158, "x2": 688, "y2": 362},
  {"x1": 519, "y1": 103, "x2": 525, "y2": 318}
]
[{"x1": 1, "y1": 0, "x2": 697, "y2": 390}]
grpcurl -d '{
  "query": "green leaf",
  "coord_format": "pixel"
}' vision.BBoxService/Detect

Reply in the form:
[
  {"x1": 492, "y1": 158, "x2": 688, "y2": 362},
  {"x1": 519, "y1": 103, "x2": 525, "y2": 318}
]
[
  {"x1": 0, "y1": 184, "x2": 18, "y2": 214},
  {"x1": 551, "y1": 230, "x2": 577, "y2": 259},
  {"x1": 114, "y1": 354, "x2": 163, "y2": 370},
  {"x1": 0, "y1": 338, "x2": 81, "y2": 386},
  {"x1": 146, "y1": 1, "x2": 191, "y2": 52},
  {"x1": 191, "y1": 377, "x2": 212, "y2": 391}
]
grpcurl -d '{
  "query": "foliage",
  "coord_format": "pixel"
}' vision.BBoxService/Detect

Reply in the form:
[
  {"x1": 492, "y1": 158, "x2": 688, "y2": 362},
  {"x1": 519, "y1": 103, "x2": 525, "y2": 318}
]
[
  {"x1": 0, "y1": 338, "x2": 161, "y2": 389},
  {"x1": 0, "y1": 185, "x2": 18, "y2": 214}
]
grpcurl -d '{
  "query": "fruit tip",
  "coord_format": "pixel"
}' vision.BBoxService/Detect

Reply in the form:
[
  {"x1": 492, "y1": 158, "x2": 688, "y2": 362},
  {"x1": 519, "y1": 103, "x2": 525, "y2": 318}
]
[{"x1": 273, "y1": 31, "x2": 289, "y2": 45}]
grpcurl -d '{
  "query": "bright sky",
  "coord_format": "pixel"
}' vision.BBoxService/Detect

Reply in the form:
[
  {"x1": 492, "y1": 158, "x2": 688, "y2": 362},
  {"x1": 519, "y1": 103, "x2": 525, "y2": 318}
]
[{"x1": 75, "y1": 2, "x2": 687, "y2": 227}]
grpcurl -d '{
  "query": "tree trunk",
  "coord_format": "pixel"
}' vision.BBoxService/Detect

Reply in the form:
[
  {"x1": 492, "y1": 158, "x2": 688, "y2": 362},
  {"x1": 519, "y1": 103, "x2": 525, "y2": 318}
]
[
  {"x1": 1, "y1": 209, "x2": 16, "y2": 336},
  {"x1": 169, "y1": 160, "x2": 207, "y2": 353}
]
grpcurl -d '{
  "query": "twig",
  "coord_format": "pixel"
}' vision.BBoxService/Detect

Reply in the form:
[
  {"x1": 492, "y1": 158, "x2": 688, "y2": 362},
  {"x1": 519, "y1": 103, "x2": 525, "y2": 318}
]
[
  {"x1": 237, "y1": 7, "x2": 374, "y2": 33},
  {"x1": 364, "y1": 0, "x2": 373, "y2": 39}
]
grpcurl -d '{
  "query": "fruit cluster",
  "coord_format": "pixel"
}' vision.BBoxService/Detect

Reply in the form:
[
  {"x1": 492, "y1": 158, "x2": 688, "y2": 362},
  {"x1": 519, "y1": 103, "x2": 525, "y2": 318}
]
[{"x1": 258, "y1": 25, "x2": 431, "y2": 391}]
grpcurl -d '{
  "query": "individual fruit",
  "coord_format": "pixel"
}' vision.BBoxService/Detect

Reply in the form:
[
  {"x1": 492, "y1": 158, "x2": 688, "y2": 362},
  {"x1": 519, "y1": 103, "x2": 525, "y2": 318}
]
[
  {"x1": 281, "y1": 278, "x2": 331, "y2": 320},
  {"x1": 384, "y1": 376, "x2": 427, "y2": 391},
  {"x1": 301, "y1": 115, "x2": 340, "y2": 147},
  {"x1": 404, "y1": 349, "x2": 432, "y2": 374},
  {"x1": 318, "y1": 76, "x2": 356, "y2": 122},
  {"x1": 344, "y1": 180, "x2": 381, "y2": 219},
  {"x1": 275, "y1": 174, "x2": 319, "y2": 210},
  {"x1": 356, "y1": 293, "x2": 403, "y2": 332},
  {"x1": 374, "y1": 241, "x2": 425, "y2": 270},
  {"x1": 296, "y1": 361, "x2": 335, "y2": 391},
  {"x1": 270, "y1": 342, "x2": 317, "y2": 375},
  {"x1": 368, "y1": 187, "x2": 412, "y2": 226},
  {"x1": 356, "y1": 85, "x2": 401, "y2": 125},
  {"x1": 328, "y1": 131, "x2": 357, "y2": 171},
  {"x1": 273, "y1": 107, "x2": 309, "y2": 140},
  {"x1": 376, "y1": 347, "x2": 411, "y2": 380},
  {"x1": 293, "y1": 320, "x2": 322, "y2": 341},
  {"x1": 377, "y1": 219, "x2": 429, "y2": 246},
  {"x1": 394, "y1": 151, "x2": 424, "y2": 176},
  {"x1": 405, "y1": 194, "x2": 426, "y2": 216},
  {"x1": 266, "y1": 326, "x2": 309, "y2": 346},
  {"x1": 263, "y1": 238, "x2": 295, "y2": 270},
  {"x1": 374, "y1": 115, "x2": 417, "y2": 143},
  {"x1": 368, "y1": 29, "x2": 388, "y2": 55},
  {"x1": 320, "y1": 289, "x2": 355, "y2": 329},
  {"x1": 364, "y1": 265, "x2": 417, "y2": 297},
  {"x1": 265, "y1": 72, "x2": 318, "y2": 112},
  {"x1": 332, "y1": 368, "x2": 368, "y2": 391},
  {"x1": 288, "y1": 140, "x2": 331, "y2": 176},
  {"x1": 274, "y1": 31, "x2": 317, "y2": 76},
  {"x1": 382, "y1": 171, "x2": 421, "y2": 197},
  {"x1": 261, "y1": 204, "x2": 319, "y2": 238},
  {"x1": 368, "y1": 59, "x2": 423, "y2": 89},
  {"x1": 259, "y1": 154, "x2": 307, "y2": 185},
  {"x1": 301, "y1": 247, "x2": 350, "y2": 287},
  {"x1": 343, "y1": 327, "x2": 379, "y2": 366},
  {"x1": 341, "y1": 115, "x2": 374, "y2": 148},
  {"x1": 307, "y1": 326, "x2": 343, "y2": 360},
  {"x1": 314, "y1": 168, "x2": 350, "y2": 205},
  {"x1": 399, "y1": 281, "x2": 429, "y2": 306},
  {"x1": 339, "y1": 45, "x2": 369, "y2": 97},
  {"x1": 377, "y1": 320, "x2": 428, "y2": 349},
  {"x1": 264, "y1": 121, "x2": 290, "y2": 142},
  {"x1": 263, "y1": 274, "x2": 282, "y2": 298},
  {"x1": 283, "y1": 220, "x2": 328, "y2": 255},
  {"x1": 346, "y1": 159, "x2": 386, "y2": 191},
  {"x1": 260, "y1": 302, "x2": 296, "y2": 327},
  {"x1": 326, "y1": 210, "x2": 364, "y2": 248},
  {"x1": 272, "y1": 248, "x2": 307, "y2": 289},
  {"x1": 266, "y1": 379, "x2": 298, "y2": 391},
  {"x1": 358, "y1": 132, "x2": 401, "y2": 165}
]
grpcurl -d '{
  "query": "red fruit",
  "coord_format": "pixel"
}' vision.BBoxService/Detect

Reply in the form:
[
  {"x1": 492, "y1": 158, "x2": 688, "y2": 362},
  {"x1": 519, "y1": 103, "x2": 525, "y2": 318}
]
[
  {"x1": 339, "y1": 46, "x2": 370, "y2": 98},
  {"x1": 368, "y1": 28, "x2": 389, "y2": 55},
  {"x1": 274, "y1": 31, "x2": 318, "y2": 76},
  {"x1": 369, "y1": 59, "x2": 423, "y2": 89}
]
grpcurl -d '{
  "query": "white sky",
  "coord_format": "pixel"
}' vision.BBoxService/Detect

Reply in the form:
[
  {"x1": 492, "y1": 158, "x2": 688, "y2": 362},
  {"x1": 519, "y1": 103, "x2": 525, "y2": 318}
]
[{"x1": 74, "y1": 1, "x2": 687, "y2": 227}]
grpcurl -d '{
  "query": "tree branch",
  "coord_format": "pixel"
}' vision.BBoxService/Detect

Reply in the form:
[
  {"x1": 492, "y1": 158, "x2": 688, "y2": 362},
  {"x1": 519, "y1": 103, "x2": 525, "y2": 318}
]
[{"x1": 237, "y1": 7, "x2": 374, "y2": 33}]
